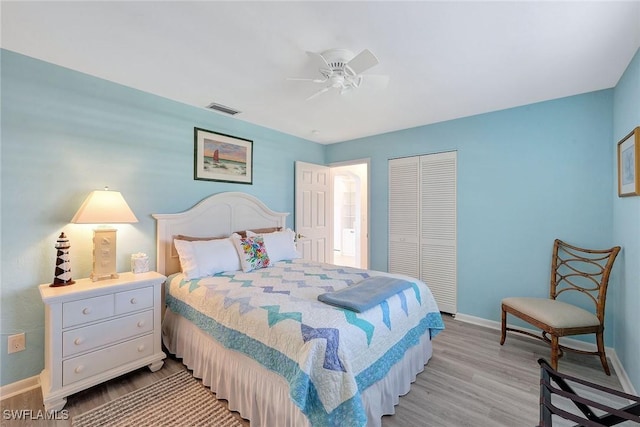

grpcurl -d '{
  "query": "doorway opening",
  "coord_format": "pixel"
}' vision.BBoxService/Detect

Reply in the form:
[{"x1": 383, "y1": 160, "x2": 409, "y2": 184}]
[{"x1": 331, "y1": 162, "x2": 368, "y2": 269}]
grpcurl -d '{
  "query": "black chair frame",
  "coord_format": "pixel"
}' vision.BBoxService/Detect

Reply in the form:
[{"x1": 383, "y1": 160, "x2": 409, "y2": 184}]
[{"x1": 537, "y1": 358, "x2": 640, "y2": 426}]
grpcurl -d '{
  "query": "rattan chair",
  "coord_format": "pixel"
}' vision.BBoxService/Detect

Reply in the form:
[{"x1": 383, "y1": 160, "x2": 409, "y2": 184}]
[{"x1": 500, "y1": 239, "x2": 620, "y2": 375}]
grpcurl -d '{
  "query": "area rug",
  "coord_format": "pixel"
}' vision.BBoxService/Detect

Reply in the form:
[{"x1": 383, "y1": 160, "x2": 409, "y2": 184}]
[{"x1": 72, "y1": 370, "x2": 244, "y2": 427}]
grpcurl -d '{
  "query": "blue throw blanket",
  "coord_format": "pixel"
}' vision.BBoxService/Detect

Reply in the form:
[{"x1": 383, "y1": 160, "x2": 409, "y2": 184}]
[{"x1": 318, "y1": 276, "x2": 413, "y2": 312}]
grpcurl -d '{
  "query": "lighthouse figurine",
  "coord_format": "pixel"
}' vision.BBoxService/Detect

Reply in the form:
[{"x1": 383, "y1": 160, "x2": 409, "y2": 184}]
[{"x1": 51, "y1": 232, "x2": 75, "y2": 287}]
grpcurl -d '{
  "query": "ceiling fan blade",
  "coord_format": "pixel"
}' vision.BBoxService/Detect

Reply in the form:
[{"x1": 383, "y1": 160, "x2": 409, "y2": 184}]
[
  {"x1": 287, "y1": 77, "x2": 327, "y2": 83},
  {"x1": 306, "y1": 87, "x2": 331, "y2": 101},
  {"x1": 306, "y1": 50, "x2": 330, "y2": 69},
  {"x1": 346, "y1": 49, "x2": 379, "y2": 75}
]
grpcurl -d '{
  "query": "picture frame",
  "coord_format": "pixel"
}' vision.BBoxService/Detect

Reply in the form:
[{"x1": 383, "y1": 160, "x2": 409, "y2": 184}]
[
  {"x1": 617, "y1": 127, "x2": 640, "y2": 197},
  {"x1": 194, "y1": 127, "x2": 253, "y2": 184}
]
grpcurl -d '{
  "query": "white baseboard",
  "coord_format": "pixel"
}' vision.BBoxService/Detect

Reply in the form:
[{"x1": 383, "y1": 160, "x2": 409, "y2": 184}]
[
  {"x1": 0, "y1": 375, "x2": 40, "y2": 401},
  {"x1": 453, "y1": 313, "x2": 636, "y2": 395},
  {"x1": 609, "y1": 352, "x2": 638, "y2": 396}
]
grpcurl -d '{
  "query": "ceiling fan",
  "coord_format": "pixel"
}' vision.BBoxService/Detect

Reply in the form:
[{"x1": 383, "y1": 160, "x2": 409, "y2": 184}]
[{"x1": 288, "y1": 48, "x2": 389, "y2": 100}]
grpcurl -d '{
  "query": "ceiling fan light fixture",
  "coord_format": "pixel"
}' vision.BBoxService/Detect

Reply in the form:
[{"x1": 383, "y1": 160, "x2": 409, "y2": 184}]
[{"x1": 289, "y1": 47, "x2": 388, "y2": 101}]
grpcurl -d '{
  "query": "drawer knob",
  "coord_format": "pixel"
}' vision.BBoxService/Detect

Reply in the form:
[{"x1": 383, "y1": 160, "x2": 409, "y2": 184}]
[
  {"x1": 74, "y1": 365, "x2": 84, "y2": 374},
  {"x1": 74, "y1": 338, "x2": 83, "y2": 345},
  {"x1": 130, "y1": 298, "x2": 137, "y2": 305},
  {"x1": 137, "y1": 344, "x2": 145, "y2": 352},
  {"x1": 137, "y1": 320, "x2": 145, "y2": 328},
  {"x1": 82, "y1": 307, "x2": 92, "y2": 315}
]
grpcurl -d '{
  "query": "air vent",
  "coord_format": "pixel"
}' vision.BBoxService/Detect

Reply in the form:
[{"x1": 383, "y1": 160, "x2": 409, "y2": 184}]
[{"x1": 205, "y1": 102, "x2": 241, "y2": 116}]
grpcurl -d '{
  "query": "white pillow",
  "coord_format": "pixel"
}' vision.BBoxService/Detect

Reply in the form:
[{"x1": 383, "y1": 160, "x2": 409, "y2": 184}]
[
  {"x1": 246, "y1": 228, "x2": 301, "y2": 263},
  {"x1": 173, "y1": 237, "x2": 241, "y2": 280}
]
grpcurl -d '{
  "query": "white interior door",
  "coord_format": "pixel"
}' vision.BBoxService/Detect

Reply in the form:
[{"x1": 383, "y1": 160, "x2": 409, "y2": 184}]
[{"x1": 295, "y1": 161, "x2": 330, "y2": 262}]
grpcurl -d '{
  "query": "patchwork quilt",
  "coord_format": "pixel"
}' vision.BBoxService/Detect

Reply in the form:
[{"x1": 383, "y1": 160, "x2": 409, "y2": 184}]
[{"x1": 165, "y1": 259, "x2": 444, "y2": 426}]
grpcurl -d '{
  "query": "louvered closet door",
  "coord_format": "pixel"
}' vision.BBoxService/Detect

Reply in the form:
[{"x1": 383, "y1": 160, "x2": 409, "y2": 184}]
[
  {"x1": 388, "y1": 157, "x2": 420, "y2": 279},
  {"x1": 420, "y1": 152, "x2": 457, "y2": 314},
  {"x1": 388, "y1": 152, "x2": 457, "y2": 315}
]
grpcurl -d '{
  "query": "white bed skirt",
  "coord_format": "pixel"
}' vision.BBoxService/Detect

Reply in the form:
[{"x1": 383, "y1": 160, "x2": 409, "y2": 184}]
[{"x1": 162, "y1": 308, "x2": 433, "y2": 427}]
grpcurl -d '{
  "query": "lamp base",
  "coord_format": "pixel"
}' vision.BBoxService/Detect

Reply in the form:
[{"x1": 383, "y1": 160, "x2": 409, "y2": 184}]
[
  {"x1": 91, "y1": 228, "x2": 119, "y2": 282},
  {"x1": 90, "y1": 272, "x2": 119, "y2": 282}
]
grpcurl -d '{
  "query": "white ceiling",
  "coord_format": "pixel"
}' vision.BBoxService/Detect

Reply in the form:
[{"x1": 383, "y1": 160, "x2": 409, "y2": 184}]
[{"x1": 2, "y1": 1, "x2": 639, "y2": 144}]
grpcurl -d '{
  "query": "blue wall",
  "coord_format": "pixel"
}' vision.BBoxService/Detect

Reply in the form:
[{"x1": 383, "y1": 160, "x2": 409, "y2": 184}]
[
  {"x1": 612, "y1": 48, "x2": 640, "y2": 392},
  {"x1": 327, "y1": 90, "x2": 615, "y2": 322},
  {"x1": 0, "y1": 50, "x2": 324, "y2": 386}
]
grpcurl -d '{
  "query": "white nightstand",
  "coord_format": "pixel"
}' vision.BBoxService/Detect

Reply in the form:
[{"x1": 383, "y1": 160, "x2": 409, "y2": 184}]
[{"x1": 39, "y1": 271, "x2": 167, "y2": 411}]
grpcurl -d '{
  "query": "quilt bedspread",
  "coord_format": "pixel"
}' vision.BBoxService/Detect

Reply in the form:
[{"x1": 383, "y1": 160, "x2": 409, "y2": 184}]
[{"x1": 165, "y1": 259, "x2": 444, "y2": 426}]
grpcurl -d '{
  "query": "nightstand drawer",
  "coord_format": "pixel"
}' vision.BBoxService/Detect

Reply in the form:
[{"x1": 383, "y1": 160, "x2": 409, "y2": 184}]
[
  {"x1": 63, "y1": 295, "x2": 114, "y2": 328},
  {"x1": 63, "y1": 310, "x2": 154, "y2": 357},
  {"x1": 63, "y1": 334, "x2": 154, "y2": 386},
  {"x1": 115, "y1": 286, "x2": 153, "y2": 315}
]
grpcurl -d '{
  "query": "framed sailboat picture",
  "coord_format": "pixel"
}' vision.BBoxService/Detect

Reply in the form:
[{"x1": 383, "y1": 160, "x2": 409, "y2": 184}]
[{"x1": 194, "y1": 127, "x2": 253, "y2": 184}]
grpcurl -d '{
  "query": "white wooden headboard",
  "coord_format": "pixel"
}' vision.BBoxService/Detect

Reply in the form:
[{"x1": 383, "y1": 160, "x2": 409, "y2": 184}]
[{"x1": 152, "y1": 192, "x2": 289, "y2": 276}]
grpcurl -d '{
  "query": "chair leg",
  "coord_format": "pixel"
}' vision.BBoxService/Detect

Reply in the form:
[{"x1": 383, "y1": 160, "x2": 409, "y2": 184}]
[
  {"x1": 500, "y1": 306, "x2": 507, "y2": 345},
  {"x1": 550, "y1": 335, "x2": 559, "y2": 371},
  {"x1": 596, "y1": 331, "x2": 611, "y2": 376}
]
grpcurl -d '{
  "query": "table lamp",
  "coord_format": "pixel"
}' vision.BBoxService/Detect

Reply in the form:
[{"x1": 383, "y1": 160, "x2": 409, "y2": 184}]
[{"x1": 70, "y1": 187, "x2": 138, "y2": 281}]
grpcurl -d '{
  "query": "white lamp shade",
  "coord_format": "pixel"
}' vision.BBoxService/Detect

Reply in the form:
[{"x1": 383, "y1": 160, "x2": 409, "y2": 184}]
[{"x1": 71, "y1": 189, "x2": 138, "y2": 224}]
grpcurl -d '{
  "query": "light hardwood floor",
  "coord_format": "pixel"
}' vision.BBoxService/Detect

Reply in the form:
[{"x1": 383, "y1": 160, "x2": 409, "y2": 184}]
[{"x1": 1, "y1": 315, "x2": 629, "y2": 426}]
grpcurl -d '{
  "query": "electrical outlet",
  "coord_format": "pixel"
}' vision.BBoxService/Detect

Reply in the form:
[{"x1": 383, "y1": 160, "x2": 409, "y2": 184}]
[{"x1": 8, "y1": 333, "x2": 25, "y2": 354}]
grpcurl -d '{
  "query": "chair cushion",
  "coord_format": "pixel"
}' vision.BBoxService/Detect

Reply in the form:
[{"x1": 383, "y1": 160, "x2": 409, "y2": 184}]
[{"x1": 502, "y1": 297, "x2": 600, "y2": 329}]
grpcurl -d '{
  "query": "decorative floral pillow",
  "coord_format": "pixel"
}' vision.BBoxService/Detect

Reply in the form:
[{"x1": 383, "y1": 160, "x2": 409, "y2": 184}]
[{"x1": 232, "y1": 235, "x2": 271, "y2": 272}]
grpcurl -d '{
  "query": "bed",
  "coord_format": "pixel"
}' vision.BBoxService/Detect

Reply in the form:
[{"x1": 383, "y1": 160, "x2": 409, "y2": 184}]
[{"x1": 153, "y1": 192, "x2": 444, "y2": 427}]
